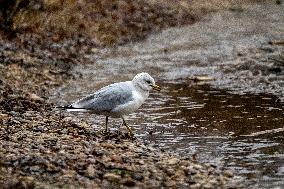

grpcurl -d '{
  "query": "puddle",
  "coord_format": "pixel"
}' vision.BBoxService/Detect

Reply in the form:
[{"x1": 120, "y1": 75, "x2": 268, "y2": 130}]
[
  {"x1": 142, "y1": 82, "x2": 284, "y2": 188},
  {"x1": 52, "y1": 77, "x2": 284, "y2": 188}
]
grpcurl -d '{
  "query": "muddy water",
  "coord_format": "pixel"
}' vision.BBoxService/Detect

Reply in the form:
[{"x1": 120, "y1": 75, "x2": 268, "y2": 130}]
[
  {"x1": 51, "y1": 3, "x2": 284, "y2": 188},
  {"x1": 143, "y1": 82, "x2": 284, "y2": 188}
]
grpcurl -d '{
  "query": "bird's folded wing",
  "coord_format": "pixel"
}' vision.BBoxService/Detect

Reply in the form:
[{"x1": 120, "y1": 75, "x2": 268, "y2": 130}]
[{"x1": 70, "y1": 82, "x2": 134, "y2": 113}]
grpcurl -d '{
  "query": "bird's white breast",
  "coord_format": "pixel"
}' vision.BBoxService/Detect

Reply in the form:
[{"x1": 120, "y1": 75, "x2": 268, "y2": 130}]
[{"x1": 111, "y1": 90, "x2": 147, "y2": 116}]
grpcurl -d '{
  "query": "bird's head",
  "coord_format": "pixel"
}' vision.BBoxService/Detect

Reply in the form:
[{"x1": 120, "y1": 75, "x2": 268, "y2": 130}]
[{"x1": 132, "y1": 72, "x2": 161, "y2": 92}]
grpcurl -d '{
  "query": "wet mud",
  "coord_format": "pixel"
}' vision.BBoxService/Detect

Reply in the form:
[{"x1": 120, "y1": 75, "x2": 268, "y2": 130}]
[{"x1": 55, "y1": 76, "x2": 284, "y2": 188}]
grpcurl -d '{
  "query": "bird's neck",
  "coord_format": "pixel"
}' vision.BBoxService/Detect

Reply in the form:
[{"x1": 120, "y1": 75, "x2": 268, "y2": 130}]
[{"x1": 133, "y1": 82, "x2": 149, "y2": 100}]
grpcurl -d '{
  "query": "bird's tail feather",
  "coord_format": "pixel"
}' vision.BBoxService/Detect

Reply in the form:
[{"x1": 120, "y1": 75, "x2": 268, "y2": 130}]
[
  {"x1": 66, "y1": 108, "x2": 90, "y2": 112},
  {"x1": 56, "y1": 106, "x2": 90, "y2": 112}
]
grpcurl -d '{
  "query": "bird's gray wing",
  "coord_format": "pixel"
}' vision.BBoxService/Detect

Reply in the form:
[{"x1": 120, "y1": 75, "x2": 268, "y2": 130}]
[{"x1": 70, "y1": 82, "x2": 134, "y2": 113}]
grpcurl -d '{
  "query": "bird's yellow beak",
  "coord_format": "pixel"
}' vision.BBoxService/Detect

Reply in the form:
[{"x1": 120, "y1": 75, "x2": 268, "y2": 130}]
[{"x1": 151, "y1": 84, "x2": 161, "y2": 91}]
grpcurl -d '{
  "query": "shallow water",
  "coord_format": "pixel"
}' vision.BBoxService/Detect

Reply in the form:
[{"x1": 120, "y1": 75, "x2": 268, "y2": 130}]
[
  {"x1": 142, "y1": 82, "x2": 284, "y2": 188},
  {"x1": 51, "y1": 3, "x2": 284, "y2": 188}
]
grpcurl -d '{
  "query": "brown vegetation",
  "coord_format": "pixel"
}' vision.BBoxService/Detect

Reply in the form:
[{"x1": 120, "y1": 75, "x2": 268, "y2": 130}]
[{"x1": 0, "y1": 0, "x2": 195, "y2": 46}]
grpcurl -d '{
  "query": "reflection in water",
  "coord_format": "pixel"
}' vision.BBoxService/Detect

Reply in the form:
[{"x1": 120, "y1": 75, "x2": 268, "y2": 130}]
[{"x1": 53, "y1": 79, "x2": 284, "y2": 188}]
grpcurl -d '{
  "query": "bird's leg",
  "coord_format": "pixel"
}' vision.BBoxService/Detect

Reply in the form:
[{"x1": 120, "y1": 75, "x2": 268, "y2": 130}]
[
  {"x1": 122, "y1": 117, "x2": 133, "y2": 136},
  {"x1": 101, "y1": 116, "x2": 109, "y2": 135},
  {"x1": 105, "y1": 116, "x2": 108, "y2": 132}
]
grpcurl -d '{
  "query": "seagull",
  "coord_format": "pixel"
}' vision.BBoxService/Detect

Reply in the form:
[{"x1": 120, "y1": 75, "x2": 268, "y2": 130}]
[{"x1": 60, "y1": 72, "x2": 161, "y2": 136}]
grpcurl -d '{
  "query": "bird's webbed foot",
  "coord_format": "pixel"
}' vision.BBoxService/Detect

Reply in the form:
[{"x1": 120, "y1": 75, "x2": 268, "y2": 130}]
[{"x1": 100, "y1": 129, "x2": 110, "y2": 136}]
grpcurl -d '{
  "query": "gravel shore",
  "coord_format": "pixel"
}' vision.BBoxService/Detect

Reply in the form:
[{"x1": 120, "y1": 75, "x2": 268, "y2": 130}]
[
  {"x1": 0, "y1": 31, "x2": 241, "y2": 189},
  {"x1": 0, "y1": 53, "x2": 240, "y2": 188}
]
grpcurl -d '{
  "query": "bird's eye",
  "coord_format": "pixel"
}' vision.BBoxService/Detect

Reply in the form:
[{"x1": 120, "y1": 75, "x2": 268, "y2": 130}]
[{"x1": 146, "y1": 80, "x2": 151, "y2": 84}]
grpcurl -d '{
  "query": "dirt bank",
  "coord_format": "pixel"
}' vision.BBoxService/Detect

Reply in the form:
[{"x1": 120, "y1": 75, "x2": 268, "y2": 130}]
[{"x1": 0, "y1": 0, "x2": 195, "y2": 46}]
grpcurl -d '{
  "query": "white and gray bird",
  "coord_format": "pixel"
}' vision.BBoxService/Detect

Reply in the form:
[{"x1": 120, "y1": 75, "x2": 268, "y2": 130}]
[{"x1": 60, "y1": 72, "x2": 161, "y2": 136}]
